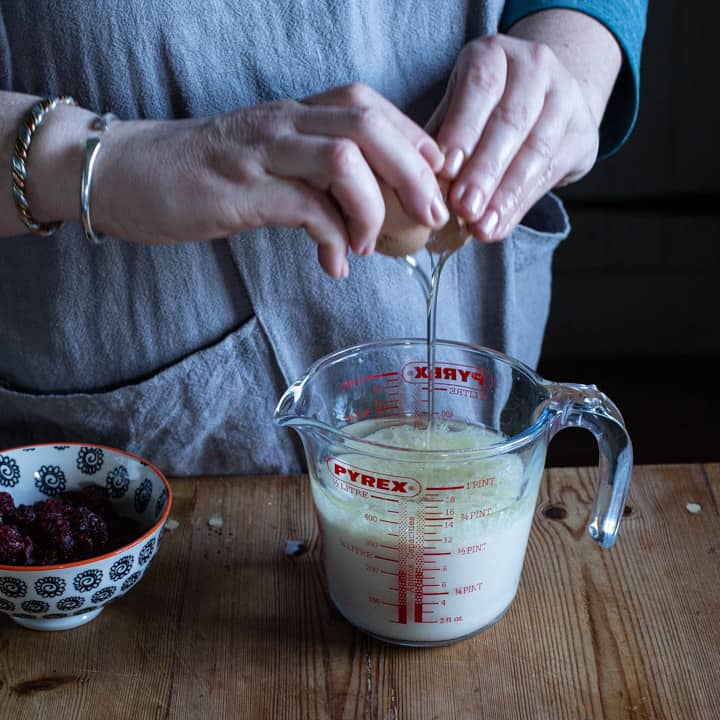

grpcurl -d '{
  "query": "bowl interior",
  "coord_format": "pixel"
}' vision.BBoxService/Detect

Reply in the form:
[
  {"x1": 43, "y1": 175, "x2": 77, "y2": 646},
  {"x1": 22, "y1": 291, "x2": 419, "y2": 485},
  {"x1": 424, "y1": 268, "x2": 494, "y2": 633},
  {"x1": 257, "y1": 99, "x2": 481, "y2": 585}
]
[{"x1": 0, "y1": 443, "x2": 170, "y2": 542}]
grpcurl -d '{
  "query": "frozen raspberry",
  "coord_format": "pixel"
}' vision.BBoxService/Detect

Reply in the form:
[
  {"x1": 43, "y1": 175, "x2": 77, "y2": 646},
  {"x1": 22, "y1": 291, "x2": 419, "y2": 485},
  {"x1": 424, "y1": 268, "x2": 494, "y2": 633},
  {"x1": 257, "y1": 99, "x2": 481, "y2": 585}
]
[
  {"x1": 0, "y1": 525, "x2": 27, "y2": 565},
  {"x1": 35, "y1": 512, "x2": 70, "y2": 539},
  {"x1": 57, "y1": 531, "x2": 76, "y2": 562},
  {"x1": 21, "y1": 535, "x2": 34, "y2": 565},
  {"x1": 35, "y1": 544, "x2": 59, "y2": 566},
  {"x1": 33, "y1": 513, "x2": 75, "y2": 562},
  {"x1": 11, "y1": 505, "x2": 37, "y2": 531},
  {"x1": 1, "y1": 483, "x2": 141, "y2": 565},
  {"x1": 0, "y1": 491, "x2": 15, "y2": 522},
  {"x1": 74, "y1": 532, "x2": 95, "y2": 560},
  {"x1": 33, "y1": 497, "x2": 66, "y2": 517},
  {"x1": 67, "y1": 485, "x2": 112, "y2": 516},
  {"x1": 71, "y1": 506, "x2": 109, "y2": 554}
]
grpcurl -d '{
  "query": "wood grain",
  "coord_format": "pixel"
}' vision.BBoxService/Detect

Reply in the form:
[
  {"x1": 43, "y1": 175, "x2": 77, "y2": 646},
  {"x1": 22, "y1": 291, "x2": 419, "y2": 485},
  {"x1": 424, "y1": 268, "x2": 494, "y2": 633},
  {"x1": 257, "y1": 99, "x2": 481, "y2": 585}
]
[{"x1": 0, "y1": 465, "x2": 718, "y2": 719}]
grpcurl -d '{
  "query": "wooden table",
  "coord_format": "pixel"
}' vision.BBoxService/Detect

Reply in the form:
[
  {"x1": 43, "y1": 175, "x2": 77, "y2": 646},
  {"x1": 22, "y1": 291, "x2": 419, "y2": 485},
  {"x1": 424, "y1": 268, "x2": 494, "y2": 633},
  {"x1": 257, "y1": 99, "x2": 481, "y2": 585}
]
[{"x1": 1, "y1": 464, "x2": 719, "y2": 719}]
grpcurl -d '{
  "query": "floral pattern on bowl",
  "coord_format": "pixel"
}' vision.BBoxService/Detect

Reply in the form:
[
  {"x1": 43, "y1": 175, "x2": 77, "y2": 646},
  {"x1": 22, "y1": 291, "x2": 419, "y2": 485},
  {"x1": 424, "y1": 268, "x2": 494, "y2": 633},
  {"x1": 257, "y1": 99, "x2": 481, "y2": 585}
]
[{"x1": 0, "y1": 443, "x2": 171, "y2": 631}]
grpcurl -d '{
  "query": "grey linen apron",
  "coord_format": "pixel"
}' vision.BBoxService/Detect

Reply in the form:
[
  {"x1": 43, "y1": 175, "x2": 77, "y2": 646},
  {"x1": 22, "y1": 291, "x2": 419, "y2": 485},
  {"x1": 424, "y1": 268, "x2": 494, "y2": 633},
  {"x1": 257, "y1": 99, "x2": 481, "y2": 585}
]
[{"x1": 0, "y1": 0, "x2": 569, "y2": 475}]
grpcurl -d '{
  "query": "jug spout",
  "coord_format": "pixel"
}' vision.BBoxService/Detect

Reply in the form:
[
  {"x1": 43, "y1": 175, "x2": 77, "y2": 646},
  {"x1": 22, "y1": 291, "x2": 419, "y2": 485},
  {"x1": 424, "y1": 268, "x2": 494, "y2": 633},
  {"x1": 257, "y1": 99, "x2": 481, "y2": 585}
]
[
  {"x1": 545, "y1": 382, "x2": 634, "y2": 549},
  {"x1": 274, "y1": 379, "x2": 305, "y2": 427},
  {"x1": 273, "y1": 377, "x2": 332, "y2": 439}
]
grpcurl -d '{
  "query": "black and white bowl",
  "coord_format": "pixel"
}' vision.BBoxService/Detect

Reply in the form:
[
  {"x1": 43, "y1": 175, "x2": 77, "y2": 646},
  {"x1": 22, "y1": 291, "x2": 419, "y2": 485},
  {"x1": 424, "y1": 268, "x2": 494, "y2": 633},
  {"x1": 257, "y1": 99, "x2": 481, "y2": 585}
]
[{"x1": 0, "y1": 443, "x2": 171, "y2": 631}]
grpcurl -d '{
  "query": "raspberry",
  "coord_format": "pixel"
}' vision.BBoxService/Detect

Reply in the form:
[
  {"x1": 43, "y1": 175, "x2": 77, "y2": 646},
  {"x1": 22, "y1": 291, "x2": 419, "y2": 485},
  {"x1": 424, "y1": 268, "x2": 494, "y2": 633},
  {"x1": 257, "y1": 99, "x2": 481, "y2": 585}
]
[
  {"x1": 21, "y1": 535, "x2": 34, "y2": 565},
  {"x1": 0, "y1": 491, "x2": 15, "y2": 522},
  {"x1": 0, "y1": 484, "x2": 141, "y2": 566},
  {"x1": 71, "y1": 507, "x2": 109, "y2": 553},
  {"x1": 34, "y1": 497, "x2": 66, "y2": 517},
  {"x1": 35, "y1": 544, "x2": 59, "y2": 566},
  {"x1": 0, "y1": 525, "x2": 27, "y2": 565},
  {"x1": 11, "y1": 505, "x2": 37, "y2": 531},
  {"x1": 67, "y1": 485, "x2": 112, "y2": 516},
  {"x1": 74, "y1": 533, "x2": 95, "y2": 560}
]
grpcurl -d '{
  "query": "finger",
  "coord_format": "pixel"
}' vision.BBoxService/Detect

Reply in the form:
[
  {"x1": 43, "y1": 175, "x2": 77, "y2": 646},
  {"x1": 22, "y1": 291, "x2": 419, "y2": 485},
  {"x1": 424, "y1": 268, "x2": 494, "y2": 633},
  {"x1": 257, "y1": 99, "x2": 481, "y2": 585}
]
[
  {"x1": 304, "y1": 83, "x2": 445, "y2": 173},
  {"x1": 433, "y1": 40, "x2": 508, "y2": 179},
  {"x1": 266, "y1": 134, "x2": 384, "y2": 256},
  {"x1": 467, "y1": 88, "x2": 568, "y2": 242},
  {"x1": 295, "y1": 104, "x2": 448, "y2": 229},
  {"x1": 247, "y1": 177, "x2": 350, "y2": 279},
  {"x1": 424, "y1": 68, "x2": 457, "y2": 139},
  {"x1": 450, "y1": 44, "x2": 550, "y2": 225}
]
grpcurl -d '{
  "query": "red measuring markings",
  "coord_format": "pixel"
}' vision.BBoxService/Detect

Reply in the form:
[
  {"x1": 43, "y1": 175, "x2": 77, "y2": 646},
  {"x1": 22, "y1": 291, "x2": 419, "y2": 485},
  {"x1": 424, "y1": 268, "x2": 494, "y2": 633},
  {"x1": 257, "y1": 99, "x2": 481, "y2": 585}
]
[
  {"x1": 396, "y1": 513, "x2": 409, "y2": 625},
  {"x1": 374, "y1": 404, "x2": 400, "y2": 413},
  {"x1": 354, "y1": 480, "x2": 482, "y2": 630},
  {"x1": 412, "y1": 515, "x2": 425, "y2": 623},
  {"x1": 370, "y1": 495, "x2": 399, "y2": 503},
  {"x1": 340, "y1": 371, "x2": 399, "y2": 390}
]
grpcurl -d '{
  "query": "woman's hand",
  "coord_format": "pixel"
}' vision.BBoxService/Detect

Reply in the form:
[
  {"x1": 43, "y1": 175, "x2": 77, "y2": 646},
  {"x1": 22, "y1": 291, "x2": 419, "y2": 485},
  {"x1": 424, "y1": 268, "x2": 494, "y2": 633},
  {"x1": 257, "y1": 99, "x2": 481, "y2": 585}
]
[
  {"x1": 428, "y1": 11, "x2": 621, "y2": 242},
  {"x1": 93, "y1": 84, "x2": 447, "y2": 278}
]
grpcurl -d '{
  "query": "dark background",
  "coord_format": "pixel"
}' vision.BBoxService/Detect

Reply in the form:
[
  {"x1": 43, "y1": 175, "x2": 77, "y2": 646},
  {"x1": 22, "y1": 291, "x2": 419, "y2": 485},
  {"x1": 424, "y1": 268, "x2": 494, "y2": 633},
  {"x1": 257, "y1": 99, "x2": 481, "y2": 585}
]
[{"x1": 539, "y1": 1, "x2": 720, "y2": 467}]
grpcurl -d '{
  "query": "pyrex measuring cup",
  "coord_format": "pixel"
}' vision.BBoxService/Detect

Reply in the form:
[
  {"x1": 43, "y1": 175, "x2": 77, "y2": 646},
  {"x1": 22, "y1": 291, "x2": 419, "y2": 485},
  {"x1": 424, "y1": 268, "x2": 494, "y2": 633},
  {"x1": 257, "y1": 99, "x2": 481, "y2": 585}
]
[{"x1": 274, "y1": 339, "x2": 632, "y2": 646}]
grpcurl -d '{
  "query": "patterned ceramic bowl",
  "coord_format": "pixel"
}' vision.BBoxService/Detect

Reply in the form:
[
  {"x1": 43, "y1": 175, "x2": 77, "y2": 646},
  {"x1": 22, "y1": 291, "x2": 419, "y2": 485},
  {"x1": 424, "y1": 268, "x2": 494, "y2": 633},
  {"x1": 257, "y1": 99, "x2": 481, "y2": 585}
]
[{"x1": 0, "y1": 443, "x2": 171, "y2": 631}]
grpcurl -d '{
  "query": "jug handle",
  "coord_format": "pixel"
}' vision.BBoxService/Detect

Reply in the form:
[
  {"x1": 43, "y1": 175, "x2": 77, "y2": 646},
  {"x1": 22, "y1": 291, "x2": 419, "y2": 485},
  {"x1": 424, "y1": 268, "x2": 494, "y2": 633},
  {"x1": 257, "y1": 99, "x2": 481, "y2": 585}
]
[{"x1": 543, "y1": 382, "x2": 633, "y2": 549}]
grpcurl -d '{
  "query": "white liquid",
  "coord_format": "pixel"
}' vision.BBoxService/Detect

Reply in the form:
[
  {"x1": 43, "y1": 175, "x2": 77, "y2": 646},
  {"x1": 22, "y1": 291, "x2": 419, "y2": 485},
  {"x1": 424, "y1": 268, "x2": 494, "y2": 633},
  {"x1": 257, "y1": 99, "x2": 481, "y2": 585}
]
[{"x1": 311, "y1": 420, "x2": 543, "y2": 644}]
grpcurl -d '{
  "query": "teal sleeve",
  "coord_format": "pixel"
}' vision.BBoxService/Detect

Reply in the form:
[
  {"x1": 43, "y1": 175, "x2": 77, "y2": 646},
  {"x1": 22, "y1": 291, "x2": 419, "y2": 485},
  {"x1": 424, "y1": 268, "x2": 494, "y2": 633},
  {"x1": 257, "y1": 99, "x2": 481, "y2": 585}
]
[{"x1": 500, "y1": 0, "x2": 648, "y2": 158}]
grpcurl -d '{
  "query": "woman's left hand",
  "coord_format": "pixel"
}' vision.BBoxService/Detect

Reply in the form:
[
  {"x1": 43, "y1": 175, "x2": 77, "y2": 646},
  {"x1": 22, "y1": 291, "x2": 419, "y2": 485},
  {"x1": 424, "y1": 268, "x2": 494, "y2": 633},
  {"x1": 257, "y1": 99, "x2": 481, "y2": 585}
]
[{"x1": 427, "y1": 33, "x2": 602, "y2": 242}]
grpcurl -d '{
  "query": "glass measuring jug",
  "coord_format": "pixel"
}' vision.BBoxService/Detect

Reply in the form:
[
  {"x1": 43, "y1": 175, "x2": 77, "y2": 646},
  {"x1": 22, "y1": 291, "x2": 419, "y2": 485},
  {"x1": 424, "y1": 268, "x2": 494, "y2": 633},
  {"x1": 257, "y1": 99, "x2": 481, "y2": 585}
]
[{"x1": 274, "y1": 339, "x2": 633, "y2": 646}]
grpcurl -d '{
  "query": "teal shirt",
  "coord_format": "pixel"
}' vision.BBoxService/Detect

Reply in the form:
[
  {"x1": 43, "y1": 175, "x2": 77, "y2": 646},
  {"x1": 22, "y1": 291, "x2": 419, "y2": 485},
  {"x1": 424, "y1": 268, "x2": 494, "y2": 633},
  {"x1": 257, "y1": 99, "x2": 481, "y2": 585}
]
[{"x1": 502, "y1": 0, "x2": 649, "y2": 157}]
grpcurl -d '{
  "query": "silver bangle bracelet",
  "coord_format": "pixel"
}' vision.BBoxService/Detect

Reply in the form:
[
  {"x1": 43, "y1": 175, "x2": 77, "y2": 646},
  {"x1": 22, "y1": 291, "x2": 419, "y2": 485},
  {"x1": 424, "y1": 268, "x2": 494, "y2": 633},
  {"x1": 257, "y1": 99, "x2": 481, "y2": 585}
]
[{"x1": 80, "y1": 113, "x2": 116, "y2": 245}]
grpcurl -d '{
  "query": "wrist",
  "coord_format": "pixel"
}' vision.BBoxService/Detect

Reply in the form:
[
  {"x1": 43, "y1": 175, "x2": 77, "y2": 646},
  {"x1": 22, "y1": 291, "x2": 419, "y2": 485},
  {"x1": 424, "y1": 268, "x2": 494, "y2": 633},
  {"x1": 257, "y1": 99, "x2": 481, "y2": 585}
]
[
  {"x1": 25, "y1": 104, "x2": 100, "y2": 225},
  {"x1": 506, "y1": 8, "x2": 622, "y2": 128}
]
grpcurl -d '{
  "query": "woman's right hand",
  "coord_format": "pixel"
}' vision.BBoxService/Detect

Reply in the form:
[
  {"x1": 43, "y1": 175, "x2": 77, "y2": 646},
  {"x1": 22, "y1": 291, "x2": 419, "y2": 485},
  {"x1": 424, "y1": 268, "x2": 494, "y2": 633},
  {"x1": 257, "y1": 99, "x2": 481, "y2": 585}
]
[{"x1": 92, "y1": 84, "x2": 447, "y2": 278}]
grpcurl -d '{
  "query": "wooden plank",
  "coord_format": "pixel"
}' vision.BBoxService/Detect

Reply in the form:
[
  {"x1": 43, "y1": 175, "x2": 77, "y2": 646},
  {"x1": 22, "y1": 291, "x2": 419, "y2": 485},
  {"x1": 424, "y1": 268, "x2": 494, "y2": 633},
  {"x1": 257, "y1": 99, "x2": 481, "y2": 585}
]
[
  {"x1": 705, "y1": 463, "x2": 720, "y2": 515},
  {"x1": 1, "y1": 466, "x2": 718, "y2": 719},
  {"x1": 160, "y1": 475, "x2": 365, "y2": 720},
  {"x1": 532, "y1": 465, "x2": 720, "y2": 719},
  {"x1": 0, "y1": 477, "x2": 198, "y2": 720}
]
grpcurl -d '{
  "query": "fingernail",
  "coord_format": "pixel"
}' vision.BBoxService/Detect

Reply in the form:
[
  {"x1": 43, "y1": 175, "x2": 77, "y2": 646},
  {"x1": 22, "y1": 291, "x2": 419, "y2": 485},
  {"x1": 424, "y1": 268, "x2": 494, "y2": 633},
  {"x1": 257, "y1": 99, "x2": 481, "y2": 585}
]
[
  {"x1": 461, "y1": 186, "x2": 483, "y2": 219},
  {"x1": 419, "y1": 139, "x2": 445, "y2": 173},
  {"x1": 430, "y1": 193, "x2": 450, "y2": 228},
  {"x1": 444, "y1": 148, "x2": 464, "y2": 178},
  {"x1": 341, "y1": 258, "x2": 350, "y2": 278},
  {"x1": 478, "y1": 209, "x2": 499, "y2": 239}
]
